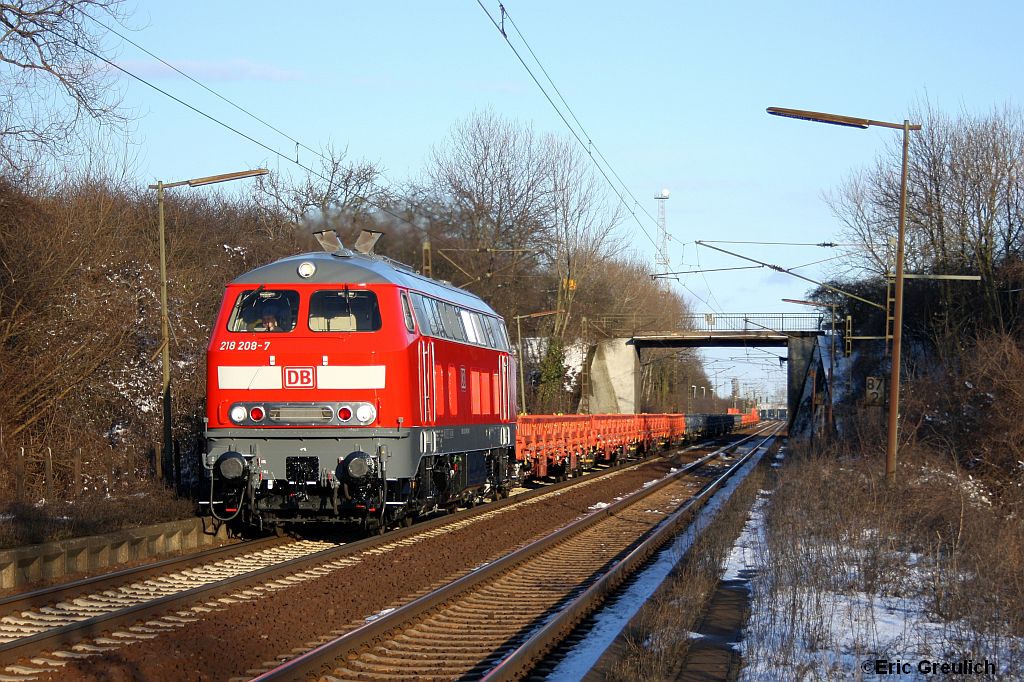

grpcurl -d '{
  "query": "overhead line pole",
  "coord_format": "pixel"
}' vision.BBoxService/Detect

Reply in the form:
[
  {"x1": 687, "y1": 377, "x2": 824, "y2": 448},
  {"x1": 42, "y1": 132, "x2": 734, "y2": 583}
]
[
  {"x1": 512, "y1": 310, "x2": 562, "y2": 415},
  {"x1": 149, "y1": 169, "x2": 268, "y2": 484}
]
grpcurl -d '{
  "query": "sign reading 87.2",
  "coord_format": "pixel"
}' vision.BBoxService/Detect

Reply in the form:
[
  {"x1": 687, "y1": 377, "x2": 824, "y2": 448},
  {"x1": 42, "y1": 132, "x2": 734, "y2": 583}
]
[{"x1": 866, "y1": 376, "x2": 885, "y2": 406}]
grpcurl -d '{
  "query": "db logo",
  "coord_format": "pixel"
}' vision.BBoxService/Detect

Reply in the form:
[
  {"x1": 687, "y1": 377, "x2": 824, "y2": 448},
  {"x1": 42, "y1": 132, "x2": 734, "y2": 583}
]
[{"x1": 284, "y1": 367, "x2": 315, "y2": 388}]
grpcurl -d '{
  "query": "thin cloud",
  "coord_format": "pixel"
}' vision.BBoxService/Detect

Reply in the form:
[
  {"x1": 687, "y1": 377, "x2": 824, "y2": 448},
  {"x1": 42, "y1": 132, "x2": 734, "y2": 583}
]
[
  {"x1": 348, "y1": 73, "x2": 527, "y2": 96},
  {"x1": 115, "y1": 58, "x2": 304, "y2": 82}
]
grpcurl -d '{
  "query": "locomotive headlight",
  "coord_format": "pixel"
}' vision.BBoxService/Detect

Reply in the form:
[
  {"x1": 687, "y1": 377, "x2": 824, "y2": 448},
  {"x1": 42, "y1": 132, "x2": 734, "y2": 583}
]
[
  {"x1": 338, "y1": 406, "x2": 353, "y2": 422},
  {"x1": 297, "y1": 261, "x2": 316, "y2": 278},
  {"x1": 249, "y1": 406, "x2": 265, "y2": 422},
  {"x1": 229, "y1": 405, "x2": 248, "y2": 424},
  {"x1": 355, "y1": 403, "x2": 377, "y2": 424}
]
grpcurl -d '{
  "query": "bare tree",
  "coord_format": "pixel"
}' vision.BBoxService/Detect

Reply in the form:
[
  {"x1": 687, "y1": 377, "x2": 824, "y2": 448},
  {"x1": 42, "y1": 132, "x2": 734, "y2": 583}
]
[
  {"x1": 544, "y1": 134, "x2": 621, "y2": 339},
  {"x1": 253, "y1": 145, "x2": 387, "y2": 242},
  {"x1": 427, "y1": 108, "x2": 549, "y2": 306},
  {"x1": 826, "y1": 101, "x2": 1024, "y2": 333},
  {"x1": 1, "y1": 0, "x2": 130, "y2": 169}
]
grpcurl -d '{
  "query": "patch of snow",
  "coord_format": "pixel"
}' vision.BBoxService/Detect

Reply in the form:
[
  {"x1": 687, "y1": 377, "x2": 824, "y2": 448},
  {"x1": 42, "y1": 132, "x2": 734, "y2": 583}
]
[
  {"x1": 731, "y1": 490, "x2": 1021, "y2": 680},
  {"x1": 547, "y1": 449, "x2": 764, "y2": 680},
  {"x1": 364, "y1": 607, "x2": 395, "y2": 622}
]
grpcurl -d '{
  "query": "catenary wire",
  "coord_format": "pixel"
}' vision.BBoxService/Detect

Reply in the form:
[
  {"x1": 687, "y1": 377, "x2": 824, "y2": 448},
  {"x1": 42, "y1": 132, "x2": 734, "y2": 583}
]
[
  {"x1": 498, "y1": 5, "x2": 662, "y2": 230},
  {"x1": 59, "y1": 26, "x2": 450, "y2": 245},
  {"x1": 474, "y1": 0, "x2": 667, "y2": 260},
  {"x1": 90, "y1": 16, "x2": 411, "y2": 199}
]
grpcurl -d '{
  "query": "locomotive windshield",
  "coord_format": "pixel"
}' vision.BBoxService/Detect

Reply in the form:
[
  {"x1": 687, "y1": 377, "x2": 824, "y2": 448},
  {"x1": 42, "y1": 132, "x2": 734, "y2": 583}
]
[
  {"x1": 226, "y1": 289, "x2": 299, "y2": 332},
  {"x1": 309, "y1": 290, "x2": 381, "y2": 332}
]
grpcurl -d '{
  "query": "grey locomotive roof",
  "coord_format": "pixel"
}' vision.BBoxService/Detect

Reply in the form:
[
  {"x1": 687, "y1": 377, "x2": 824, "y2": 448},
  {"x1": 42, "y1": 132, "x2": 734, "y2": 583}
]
[{"x1": 231, "y1": 251, "x2": 498, "y2": 316}]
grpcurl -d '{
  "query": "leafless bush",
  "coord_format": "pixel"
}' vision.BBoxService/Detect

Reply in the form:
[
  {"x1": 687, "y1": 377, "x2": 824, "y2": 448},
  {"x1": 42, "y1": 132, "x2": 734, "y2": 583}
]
[
  {"x1": 0, "y1": 483, "x2": 194, "y2": 549},
  {"x1": 0, "y1": 168, "x2": 298, "y2": 507},
  {"x1": 742, "y1": 438, "x2": 1024, "y2": 679},
  {"x1": 903, "y1": 332, "x2": 1024, "y2": 500}
]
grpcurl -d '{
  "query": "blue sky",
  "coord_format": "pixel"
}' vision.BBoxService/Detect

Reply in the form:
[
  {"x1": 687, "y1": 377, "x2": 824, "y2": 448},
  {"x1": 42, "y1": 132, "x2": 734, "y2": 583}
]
[{"x1": 108, "y1": 1, "x2": 1022, "y2": 400}]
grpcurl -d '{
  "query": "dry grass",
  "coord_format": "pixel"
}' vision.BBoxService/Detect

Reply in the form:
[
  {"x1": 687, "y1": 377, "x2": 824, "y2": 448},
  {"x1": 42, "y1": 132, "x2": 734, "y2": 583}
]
[
  {"x1": 601, "y1": 421, "x2": 1024, "y2": 680},
  {"x1": 742, "y1": 433, "x2": 1024, "y2": 679},
  {"x1": 603, "y1": 464, "x2": 766, "y2": 681}
]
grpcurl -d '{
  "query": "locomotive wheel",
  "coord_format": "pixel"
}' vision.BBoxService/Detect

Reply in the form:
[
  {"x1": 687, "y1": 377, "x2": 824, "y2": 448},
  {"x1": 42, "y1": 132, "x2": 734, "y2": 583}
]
[
  {"x1": 402, "y1": 513, "x2": 414, "y2": 528},
  {"x1": 364, "y1": 516, "x2": 384, "y2": 536}
]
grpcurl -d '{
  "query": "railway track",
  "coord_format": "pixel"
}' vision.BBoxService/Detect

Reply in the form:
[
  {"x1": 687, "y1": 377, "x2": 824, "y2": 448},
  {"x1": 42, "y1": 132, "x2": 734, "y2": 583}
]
[
  {"x1": 0, "y1": 538, "x2": 339, "y2": 676},
  {"x1": 251, "y1": 424, "x2": 780, "y2": 681},
  {"x1": 0, "y1": 436, "x2": 720, "y2": 680}
]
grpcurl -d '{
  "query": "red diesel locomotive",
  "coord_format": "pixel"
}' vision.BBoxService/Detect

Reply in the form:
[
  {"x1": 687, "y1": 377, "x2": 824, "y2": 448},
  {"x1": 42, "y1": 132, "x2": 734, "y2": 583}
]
[{"x1": 204, "y1": 235, "x2": 517, "y2": 533}]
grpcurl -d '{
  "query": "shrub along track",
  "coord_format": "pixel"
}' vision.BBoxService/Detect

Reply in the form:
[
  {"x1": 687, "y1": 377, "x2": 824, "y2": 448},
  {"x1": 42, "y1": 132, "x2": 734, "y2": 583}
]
[{"x1": 12, "y1": 433, "x2": 757, "y2": 682}]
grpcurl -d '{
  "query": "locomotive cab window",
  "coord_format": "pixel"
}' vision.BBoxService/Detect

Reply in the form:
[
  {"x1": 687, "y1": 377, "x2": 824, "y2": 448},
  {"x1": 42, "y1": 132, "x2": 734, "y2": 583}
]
[
  {"x1": 308, "y1": 290, "x2": 381, "y2": 332},
  {"x1": 226, "y1": 289, "x2": 299, "y2": 333},
  {"x1": 400, "y1": 291, "x2": 416, "y2": 332},
  {"x1": 409, "y1": 293, "x2": 433, "y2": 336}
]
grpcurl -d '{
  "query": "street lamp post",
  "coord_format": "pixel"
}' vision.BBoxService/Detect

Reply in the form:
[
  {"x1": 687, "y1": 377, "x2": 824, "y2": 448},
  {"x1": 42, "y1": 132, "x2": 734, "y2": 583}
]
[
  {"x1": 768, "y1": 107, "x2": 920, "y2": 482},
  {"x1": 149, "y1": 169, "x2": 268, "y2": 483}
]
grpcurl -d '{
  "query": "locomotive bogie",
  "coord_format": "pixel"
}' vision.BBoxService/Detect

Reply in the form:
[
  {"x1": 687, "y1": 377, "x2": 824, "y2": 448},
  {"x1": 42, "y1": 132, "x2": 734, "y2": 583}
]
[{"x1": 205, "y1": 423, "x2": 516, "y2": 525}]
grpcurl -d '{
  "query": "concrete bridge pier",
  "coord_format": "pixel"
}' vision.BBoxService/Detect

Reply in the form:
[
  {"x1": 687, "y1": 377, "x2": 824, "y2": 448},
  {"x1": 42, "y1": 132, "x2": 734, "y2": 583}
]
[
  {"x1": 583, "y1": 338, "x2": 641, "y2": 414},
  {"x1": 787, "y1": 335, "x2": 820, "y2": 429}
]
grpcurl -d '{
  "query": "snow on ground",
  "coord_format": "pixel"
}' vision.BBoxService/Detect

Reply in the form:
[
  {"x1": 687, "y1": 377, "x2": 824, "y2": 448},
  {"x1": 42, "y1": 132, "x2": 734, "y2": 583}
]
[
  {"x1": 729, "y1": 490, "x2": 1022, "y2": 680},
  {"x1": 546, "y1": 451, "x2": 764, "y2": 680}
]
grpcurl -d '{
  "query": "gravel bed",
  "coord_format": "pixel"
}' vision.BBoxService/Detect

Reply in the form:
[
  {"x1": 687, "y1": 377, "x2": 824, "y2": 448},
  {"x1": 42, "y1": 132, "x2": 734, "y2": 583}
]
[{"x1": 36, "y1": 458, "x2": 681, "y2": 682}]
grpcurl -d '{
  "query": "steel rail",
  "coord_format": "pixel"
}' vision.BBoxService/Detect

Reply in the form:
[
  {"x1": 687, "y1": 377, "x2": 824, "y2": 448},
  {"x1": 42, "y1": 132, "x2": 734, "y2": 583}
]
[
  {"x1": 249, "y1": 425, "x2": 778, "y2": 681},
  {"x1": 0, "y1": 535, "x2": 287, "y2": 615},
  {"x1": 0, "y1": 541, "x2": 348, "y2": 667},
  {"x1": 484, "y1": 427, "x2": 780, "y2": 680},
  {"x1": 0, "y1": 432, "x2": 711, "y2": 669}
]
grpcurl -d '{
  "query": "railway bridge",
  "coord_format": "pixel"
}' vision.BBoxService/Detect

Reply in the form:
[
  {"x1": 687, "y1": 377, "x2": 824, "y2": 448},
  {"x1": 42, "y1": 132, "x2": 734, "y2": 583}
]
[{"x1": 583, "y1": 313, "x2": 830, "y2": 422}]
